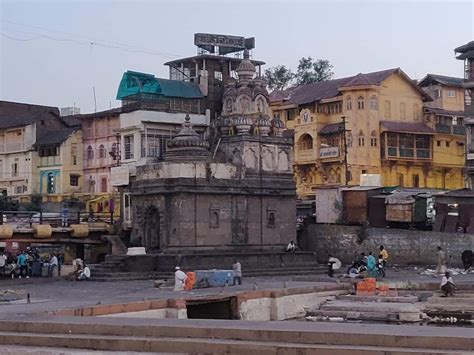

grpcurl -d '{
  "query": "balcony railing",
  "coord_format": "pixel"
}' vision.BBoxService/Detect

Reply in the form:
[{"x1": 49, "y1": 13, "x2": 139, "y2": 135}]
[{"x1": 435, "y1": 124, "x2": 466, "y2": 135}]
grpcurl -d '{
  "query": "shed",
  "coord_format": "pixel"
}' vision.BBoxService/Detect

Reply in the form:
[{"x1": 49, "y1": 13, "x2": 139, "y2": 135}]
[
  {"x1": 342, "y1": 186, "x2": 384, "y2": 225},
  {"x1": 434, "y1": 188, "x2": 474, "y2": 233},
  {"x1": 385, "y1": 192, "x2": 428, "y2": 224}
]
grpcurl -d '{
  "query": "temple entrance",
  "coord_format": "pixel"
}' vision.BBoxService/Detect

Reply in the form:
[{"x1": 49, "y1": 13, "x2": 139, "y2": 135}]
[{"x1": 144, "y1": 206, "x2": 160, "y2": 250}]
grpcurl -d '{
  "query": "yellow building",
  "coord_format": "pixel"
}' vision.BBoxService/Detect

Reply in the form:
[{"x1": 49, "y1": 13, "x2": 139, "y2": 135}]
[
  {"x1": 36, "y1": 128, "x2": 84, "y2": 202},
  {"x1": 270, "y1": 68, "x2": 465, "y2": 199}
]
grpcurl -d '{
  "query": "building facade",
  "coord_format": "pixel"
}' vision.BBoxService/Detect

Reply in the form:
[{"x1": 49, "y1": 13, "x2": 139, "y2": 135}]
[
  {"x1": 270, "y1": 68, "x2": 465, "y2": 199},
  {"x1": 455, "y1": 41, "x2": 474, "y2": 188},
  {"x1": 0, "y1": 101, "x2": 72, "y2": 202}
]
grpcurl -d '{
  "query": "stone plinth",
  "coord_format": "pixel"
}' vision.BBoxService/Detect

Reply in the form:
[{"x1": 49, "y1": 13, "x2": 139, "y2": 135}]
[{"x1": 126, "y1": 247, "x2": 146, "y2": 256}]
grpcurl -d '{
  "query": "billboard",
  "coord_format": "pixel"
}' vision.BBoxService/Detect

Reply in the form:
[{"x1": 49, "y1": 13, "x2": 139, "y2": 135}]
[
  {"x1": 194, "y1": 33, "x2": 255, "y2": 55},
  {"x1": 111, "y1": 166, "x2": 130, "y2": 186},
  {"x1": 319, "y1": 147, "x2": 340, "y2": 159}
]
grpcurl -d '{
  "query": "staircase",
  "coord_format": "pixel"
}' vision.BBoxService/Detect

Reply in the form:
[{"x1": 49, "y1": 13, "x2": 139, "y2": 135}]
[{"x1": 89, "y1": 252, "x2": 326, "y2": 282}]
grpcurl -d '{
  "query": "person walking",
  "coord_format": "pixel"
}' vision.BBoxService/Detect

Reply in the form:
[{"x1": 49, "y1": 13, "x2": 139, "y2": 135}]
[
  {"x1": 232, "y1": 259, "x2": 242, "y2": 286},
  {"x1": 17, "y1": 251, "x2": 28, "y2": 279},
  {"x1": 436, "y1": 246, "x2": 447, "y2": 275},
  {"x1": 174, "y1": 266, "x2": 187, "y2": 291},
  {"x1": 378, "y1": 245, "x2": 389, "y2": 278}
]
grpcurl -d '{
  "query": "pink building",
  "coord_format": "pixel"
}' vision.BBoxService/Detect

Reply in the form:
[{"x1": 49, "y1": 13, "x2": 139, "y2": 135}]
[{"x1": 79, "y1": 108, "x2": 121, "y2": 195}]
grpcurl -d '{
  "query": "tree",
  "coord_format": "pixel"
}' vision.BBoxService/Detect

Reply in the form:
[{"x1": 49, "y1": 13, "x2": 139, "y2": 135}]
[
  {"x1": 295, "y1": 57, "x2": 334, "y2": 85},
  {"x1": 264, "y1": 65, "x2": 295, "y2": 91}
]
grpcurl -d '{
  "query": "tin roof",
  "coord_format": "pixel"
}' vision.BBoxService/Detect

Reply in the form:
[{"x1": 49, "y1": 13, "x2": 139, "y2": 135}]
[
  {"x1": 0, "y1": 101, "x2": 60, "y2": 129},
  {"x1": 418, "y1": 74, "x2": 464, "y2": 88},
  {"x1": 380, "y1": 121, "x2": 435, "y2": 134}
]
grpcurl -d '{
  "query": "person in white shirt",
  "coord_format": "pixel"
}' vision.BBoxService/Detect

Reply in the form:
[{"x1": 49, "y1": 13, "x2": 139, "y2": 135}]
[
  {"x1": 285, "y1": 241, "x2": 296, "y2": 252},
  {"x1": 0, "y1": 251, "x2": 7, "y2": 274},
  {"x1": 78, "y1": 265, "x2": 91, "y2": 281},
  {"x1": 327, "y1": 254, "x2": 342, "y2": 277},
  {"x1": 440, "y1": 271, "x2": 455, "y2": 297},
  {"x1": 174, "y1": 266, "x2": 187, "y2": 291},
  {"x1": 48, "y1": 254, "x2": 58, "y2": 277}
]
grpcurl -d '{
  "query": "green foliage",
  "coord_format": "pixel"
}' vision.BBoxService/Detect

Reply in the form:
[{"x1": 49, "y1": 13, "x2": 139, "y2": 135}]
[
  {"x1": 264, "y1": 65, "x2": 295, "y2": 91},
  {"x1": 295, "y1": 57, "x2": 334, "y2": 85}
]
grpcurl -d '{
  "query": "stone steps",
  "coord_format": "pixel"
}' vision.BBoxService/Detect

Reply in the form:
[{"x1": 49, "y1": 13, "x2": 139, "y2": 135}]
[{"x1": 0, "y1": 319, "x2": 472, "y2": 354}]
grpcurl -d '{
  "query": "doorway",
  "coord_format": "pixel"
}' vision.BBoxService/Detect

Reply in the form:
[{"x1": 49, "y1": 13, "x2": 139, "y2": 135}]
[{"x1": 144, "y1": 206, "x2": 160, "y2": 250}]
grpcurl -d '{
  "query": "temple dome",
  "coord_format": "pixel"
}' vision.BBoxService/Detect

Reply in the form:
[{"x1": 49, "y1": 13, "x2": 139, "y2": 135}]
[{"x1": 236, "y1": 50, "x2": 256, "y2": 84}]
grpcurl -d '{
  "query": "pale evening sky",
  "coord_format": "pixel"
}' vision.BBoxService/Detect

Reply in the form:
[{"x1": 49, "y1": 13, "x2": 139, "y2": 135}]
[{"x1": 1, "y1": 0, "x2": 473, "y2": 113}]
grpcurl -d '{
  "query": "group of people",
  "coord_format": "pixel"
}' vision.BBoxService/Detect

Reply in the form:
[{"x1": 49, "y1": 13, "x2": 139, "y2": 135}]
[
  {"x1": 173, "y1": 259, "x2": 242, "y2": 291},
  {"x1": 0, "y1": 249, "x2": 59, "y2": 279},
  {"x1": 343, "y1": 245, "x2": 390, "y2": 278}
]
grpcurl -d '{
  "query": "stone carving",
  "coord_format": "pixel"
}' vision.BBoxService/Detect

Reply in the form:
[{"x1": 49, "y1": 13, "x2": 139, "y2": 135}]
[
  {"x1": 277, "y1": 149, "x2": 289, "y2": 172},
  {"x1": 244, "y1": 147, "x2": 258, "y2": 170},
  {"x1": 231, "y1": 148, "x2": 242, "y2": 165},
  {"x1": 262, "y1": 146, "x2": 275, "y2": 171}
]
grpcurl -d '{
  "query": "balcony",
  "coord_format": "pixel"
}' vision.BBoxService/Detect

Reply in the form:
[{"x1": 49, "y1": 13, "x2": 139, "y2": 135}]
[
  {"x1": 295, "y1": 149, "x2": 316, "y2": 164},
  {"x1": 39, "y1": 156, "x2": 60, "y2": 167},
  {"x1": 435, "y1": 124, "x2": 466, "y2": 135}
]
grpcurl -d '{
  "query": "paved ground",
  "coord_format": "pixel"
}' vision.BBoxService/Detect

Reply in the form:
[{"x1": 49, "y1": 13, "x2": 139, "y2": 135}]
[{"x1": 0, "y1": 266, "x2": 473, "y2": 318}]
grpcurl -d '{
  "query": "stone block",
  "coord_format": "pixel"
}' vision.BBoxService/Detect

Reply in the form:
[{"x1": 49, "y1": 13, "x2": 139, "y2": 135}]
[
  {"x1": 0, "y1": 225, "x2": 13, "y2": 239},
  {"x1": 33, "y1": 224, "x2": 52, "y2": 239},
  {"x1": 71, "y1": 224, "x2": 89, "y2": 238},
  {"x1": 126, "y1": 247, "x2": 146, "y2": 256}
]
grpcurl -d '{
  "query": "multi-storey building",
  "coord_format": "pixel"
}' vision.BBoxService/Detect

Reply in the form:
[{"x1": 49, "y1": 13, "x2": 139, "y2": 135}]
[
  {"x1": 270, "y1": 68, "x2": 465, "y2": 199},
  {"x1": 0, "y1": 101, "x2": 74, "y2": 202},
  {"x1": 455, "y1": 41, "x2": 474, "y2": 188}
]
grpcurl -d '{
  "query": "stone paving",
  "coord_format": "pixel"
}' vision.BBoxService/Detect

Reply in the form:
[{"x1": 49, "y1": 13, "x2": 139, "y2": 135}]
[{"x1": 0, "y1": 266, "x2": 472, "y2": 318}]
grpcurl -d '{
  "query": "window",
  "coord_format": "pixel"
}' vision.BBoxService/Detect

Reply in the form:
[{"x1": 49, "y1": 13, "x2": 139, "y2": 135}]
[
  {"x1": 370, "y1": 131, "x2": 377, "y2": 147},
  {"x1": 446, "y1": 90, "x2": 456, "y2": 98},
  {"x1": 39, "y1": 146, "x2": 59, "y2": 157},
  {"x1": 387, "y1": 132, "x2": 398, "y2": 156},
  {"x1": 86, "y1": 146, "x2": 94, "y2": 160},
  {"x1": 434, "y1": 89, "x2": 442, "y2": 98},
  {"x1": 141, "y1": 132, "x2": 161, "y2": 158},
  {"x1": 398, "y1": 173, "x2": 404, "y2": 187},
  {"x1": 358, "y1": 131, "x2": 365, "y2": 147},
  {"x1": 88, "y1": 178, "x2": 95, "y2": 193},
  {"x1": 413, "y1": 103, "x2": 420, "y2": 121},
  {"x1": 346, "y1": 96, "x2": 352, "y2": 111},
  {"x1": 98, "y1": 144, "x2": 106, "y2": 159},
  {"x1": 384, "y1": 100, "x2": 391, "y2": 118},
  {"x1": 357, "y1": 96, "x2": 365, "y2": 110},
  {"x1": 47, "y1": 173, "x2": 56, "y2": 193},
  {"x1": 446, "y1": 141, "x2": 450, "y2": 147},
  {"x1": 210, "y1": 210, "x2": 220, "y2": 228},
  {"x1": 298, "y1": 134, "x2": 313, "y2": 150},
  {"x1": 400, "y1": 102, "x2": 406, "y2": 120},
  {"x1": 369, "y1": 95, "x2": 378, "y2": 110},
  {"x1": 412, "y1": 174, "x2": 420, "y2": 188},
  {"x1": 399, "y1": 134, "x2": 414, "y2": 157},
  {"x1": 347, "y1": 132, "x2": 353, "y2": 147},
  {"x1": 111, "y1": 143, "x2": 118, "y2": 160},
  {"x1": 267, "y1": 211, "x2": 276, "y2": 228},
  {"x1": 124, "y1": 135, "x2": 134, "y2": 159},
  {"x1": 101, "y1": 177, "x2": 107, "y2": 192},
  {"x1": 71, "y1": 144, "x2": 77, "y2": 165},
  {"x1": 70, "y1": 174, "x2": 79, "y2": 186},
  {"x1": 11, "y1": 159, "x2": 18, "y2": 177},
  {"x1": 437, "y1": 140, "x2": 441, "y2": 147}
]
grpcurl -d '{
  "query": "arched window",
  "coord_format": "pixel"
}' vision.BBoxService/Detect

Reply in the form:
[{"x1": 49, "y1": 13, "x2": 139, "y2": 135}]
[
  {"x1": 98, "y1": 144, "x2": 106, "y2": 159},
  {"x1": 346, "y1": 96, "x2": 352, "y2": 111},
  {"x1": 370, "y1": 130, "x2": 377, "y2": 147},
  {"x1": 111, "y1": 143, "x2": 118, "y2": 159},
  {"x1": 267, "y1": 212, "x2": 275, "y2": 228},
  {"x1": 346, "y1": 132, "x2": 353, "y2": 148},
  {"x1": 370, "y1": 95, "x2": 378, "y2": 110},
  {"x1": 358, "y1": 130, "x2": 365, "y2": 147},
  {"x1": 87, "y1": 146, "x2": 94, "y2": 160},
  {"x1": 357, "y1": 96, "x2": 365, "y2": 110},
  {"x1": 298, "y1": 134, "x2": 313, "y2": 150},
  {"x1": 47, "y1": 173, "x2": 55, "y2": 194},
  {"x1": 211, "y1": 211, "x2": 219, "y2": 228}
]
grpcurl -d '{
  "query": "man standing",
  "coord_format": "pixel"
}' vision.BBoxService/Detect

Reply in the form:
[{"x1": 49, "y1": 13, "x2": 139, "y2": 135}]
[
  {"x1": 174, "y1": 266, "x2": 187, "y2": 291},
  {"x1": 17, "y1": 251, "x2": 28, "y2": 279},
  {"x1": 48, "y1": 254, "x2": 58, "y2": 277},
  {"x1": 436, "y1": 246, "x2": 447, "y2": 275},
  {"x1": 232, "y1": 259, "x2": 242, "y2": 286},
  {"x1": 61, "y1": 204, "x2": 69, "y2": 228}
]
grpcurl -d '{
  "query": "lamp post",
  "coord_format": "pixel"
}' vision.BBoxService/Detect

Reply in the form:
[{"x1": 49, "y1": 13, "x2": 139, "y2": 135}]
[{"x1": 341, "y1": 116, "x2": 350, "y2": 186}]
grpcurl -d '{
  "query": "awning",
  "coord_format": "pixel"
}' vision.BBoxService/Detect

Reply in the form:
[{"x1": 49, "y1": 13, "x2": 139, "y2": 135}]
[
  {"x1": 319, "y1": 122, "x2": 344, "y2": 135},
  {"x1": 380, "y1": 121, "x2": 434, "y2": 135}
]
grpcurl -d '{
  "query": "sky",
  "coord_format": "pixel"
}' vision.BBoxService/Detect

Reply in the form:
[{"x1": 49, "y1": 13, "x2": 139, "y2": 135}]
[{"x1": 1, "y1": 0, "x2": 473, "y2": 113}]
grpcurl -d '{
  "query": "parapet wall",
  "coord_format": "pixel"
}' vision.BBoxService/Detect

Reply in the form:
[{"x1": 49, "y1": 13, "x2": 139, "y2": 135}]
[{"x1": 301, "y1": 224, "x2": 474, "y2": 267}]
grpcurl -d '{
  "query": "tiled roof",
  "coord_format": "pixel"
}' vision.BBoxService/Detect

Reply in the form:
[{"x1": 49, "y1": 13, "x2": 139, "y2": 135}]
[
  {"x1": 380, "y1": 121, "x2": 434, "y2": 134},
  {"x1": 319, "y1": 122, "x2": 344, "y2": 135},
  {"x1": 418, "y1": 74, "x2": 464, "y2": 88},
  {"x1": 0, "y1": 101, "x2": 59, "y2": 129},
  {"x1": 455, "y1": 41, "x2": 474, "y2": 53},
  {"x1": 35, "y1": 127, "x2": 77, "y2": 146},
  {"x1": 424, "y1": 107, "x2": 465, "y2": 117},
  {"x1": 270, "y1": 68, "x2": 430, "y2": 106}
]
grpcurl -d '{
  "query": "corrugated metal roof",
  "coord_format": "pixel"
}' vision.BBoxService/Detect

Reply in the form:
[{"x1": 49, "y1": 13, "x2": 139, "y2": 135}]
[
  {"x1": 418, "y1": 74, "x2": 464, "y2": 88},
  {"x1": 380, "y1": 121, "x2": 435, "y2": 134},
  {"x1": 116, "y1": 71, "x2": 203, "y2": 100},
  {"x1": 0, "y1": 101, "x2": 60, "y2": 129}
]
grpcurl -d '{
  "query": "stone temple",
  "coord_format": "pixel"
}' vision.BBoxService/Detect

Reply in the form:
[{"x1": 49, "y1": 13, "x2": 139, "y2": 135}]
[{"x1": 130, "y1": 50, "x2": 296, "y2": 252}]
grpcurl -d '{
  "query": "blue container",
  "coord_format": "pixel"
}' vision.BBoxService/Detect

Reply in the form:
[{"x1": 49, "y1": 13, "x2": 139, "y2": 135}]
[{"x1": 194, "y1": 270, "x2": 234, "y2": 288}]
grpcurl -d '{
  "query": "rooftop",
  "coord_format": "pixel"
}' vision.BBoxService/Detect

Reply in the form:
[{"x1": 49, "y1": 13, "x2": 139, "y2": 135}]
[
  {"x1": 116, "y1": 71, "x2": 203, "y2": 100},
  {"x1": 270, "y1": 68, "x2": 430, "y2": 106},
  {"x1": 164, "y1": 54, "x2": 265, "y2": 67},
  {"x1": 380, "y1": 121, "x2": 434, "y2": 134},
  {"x1": 35, "y1": 127, "x2": 77, "y2": 146},
  {"x1": 423, "y1": 107, "x2": 465, "y2": 117},
  {"x1": 418, "y1": 74, "x2": 464, "y2": 88},
  {"x1": 0, "y1": 101, "x2": 60, "y2": 130}
]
